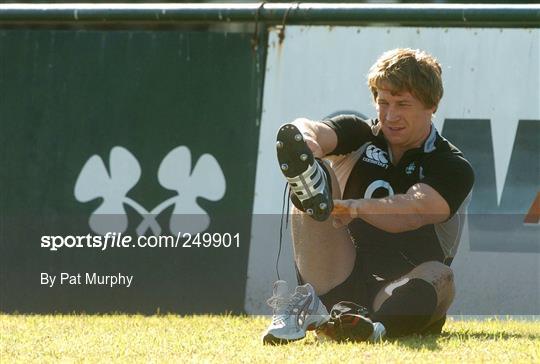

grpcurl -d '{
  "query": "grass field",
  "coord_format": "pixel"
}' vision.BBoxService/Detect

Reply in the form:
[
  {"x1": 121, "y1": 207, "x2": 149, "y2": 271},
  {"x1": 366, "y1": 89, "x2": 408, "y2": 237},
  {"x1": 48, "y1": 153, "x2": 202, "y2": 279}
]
[{"x1": 1, "y1": 315, "x2": 539, "y2": 363}]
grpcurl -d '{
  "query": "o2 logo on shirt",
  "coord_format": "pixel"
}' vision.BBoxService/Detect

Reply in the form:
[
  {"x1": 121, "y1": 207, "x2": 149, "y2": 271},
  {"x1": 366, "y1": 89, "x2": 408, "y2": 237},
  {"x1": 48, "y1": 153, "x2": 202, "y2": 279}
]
[{"x1": 364, "y1": 180, "x2": 394, "y2": 199}]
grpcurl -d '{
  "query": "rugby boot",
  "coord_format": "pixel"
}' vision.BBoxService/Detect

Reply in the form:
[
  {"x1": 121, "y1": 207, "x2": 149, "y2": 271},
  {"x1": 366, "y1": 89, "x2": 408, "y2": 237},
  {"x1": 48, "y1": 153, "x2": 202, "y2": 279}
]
[{"x1": 276, "y1": 123, "x2": 333, "y2": 221}]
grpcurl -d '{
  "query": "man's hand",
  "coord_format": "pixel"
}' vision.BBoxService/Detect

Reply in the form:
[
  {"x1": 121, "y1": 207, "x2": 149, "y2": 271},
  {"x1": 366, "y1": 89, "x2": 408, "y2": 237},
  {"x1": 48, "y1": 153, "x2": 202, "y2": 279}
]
[{"x1": 332, "y1": 200, "x2": 360, "y2": 228}]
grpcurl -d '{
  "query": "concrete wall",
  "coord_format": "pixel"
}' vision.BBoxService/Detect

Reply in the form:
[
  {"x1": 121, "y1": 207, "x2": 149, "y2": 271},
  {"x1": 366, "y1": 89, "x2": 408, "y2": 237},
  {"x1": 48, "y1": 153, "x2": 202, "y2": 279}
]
[{"x1": 246, "y1": 26, "x2": 539, "y2": 315}]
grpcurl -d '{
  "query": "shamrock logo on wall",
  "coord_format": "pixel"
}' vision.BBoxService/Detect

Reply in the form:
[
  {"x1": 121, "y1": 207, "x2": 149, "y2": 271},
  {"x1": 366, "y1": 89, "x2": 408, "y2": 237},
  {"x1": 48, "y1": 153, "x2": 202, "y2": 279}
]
[{"x1": 74, "y1": 146, "x2": 226, "y2": 235}]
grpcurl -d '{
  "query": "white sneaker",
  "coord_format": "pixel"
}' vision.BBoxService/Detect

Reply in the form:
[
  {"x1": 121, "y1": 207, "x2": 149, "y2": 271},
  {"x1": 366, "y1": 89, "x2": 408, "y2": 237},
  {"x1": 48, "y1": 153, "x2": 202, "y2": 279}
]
[{"x1": 262, "y1": 280, "x2": 330, "y2": 345}]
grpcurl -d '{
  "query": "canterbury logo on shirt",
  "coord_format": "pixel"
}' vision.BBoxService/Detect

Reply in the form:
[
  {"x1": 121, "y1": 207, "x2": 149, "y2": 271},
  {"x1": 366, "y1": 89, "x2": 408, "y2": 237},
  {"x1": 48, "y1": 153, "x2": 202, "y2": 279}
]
[{"x1": 362, "y1": 144, "x2": 389, "y2": 169}]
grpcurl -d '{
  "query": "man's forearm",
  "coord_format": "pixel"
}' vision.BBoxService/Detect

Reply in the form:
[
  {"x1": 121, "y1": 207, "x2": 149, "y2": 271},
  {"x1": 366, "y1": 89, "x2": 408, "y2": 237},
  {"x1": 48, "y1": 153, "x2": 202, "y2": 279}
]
[
  {"x1": 351, "y1": 195, "x2": 426, "y2": 233},
  {"x1": 333, "y1": 183, "x2": 450, "y2": 233}
]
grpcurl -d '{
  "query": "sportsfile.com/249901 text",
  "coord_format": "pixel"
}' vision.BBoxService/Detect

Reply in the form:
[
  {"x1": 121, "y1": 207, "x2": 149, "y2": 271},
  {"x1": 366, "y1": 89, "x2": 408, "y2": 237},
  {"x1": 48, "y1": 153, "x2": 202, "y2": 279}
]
[{"x1": 40, "y1": 232, "x2": 241, "y2": 251}]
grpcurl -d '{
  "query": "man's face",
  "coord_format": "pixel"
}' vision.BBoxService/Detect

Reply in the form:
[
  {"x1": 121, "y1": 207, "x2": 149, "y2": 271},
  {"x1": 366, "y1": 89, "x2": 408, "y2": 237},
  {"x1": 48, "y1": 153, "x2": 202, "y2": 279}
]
[{"x1": 375, "y1": 88, "x2": 436, "y2": 152}]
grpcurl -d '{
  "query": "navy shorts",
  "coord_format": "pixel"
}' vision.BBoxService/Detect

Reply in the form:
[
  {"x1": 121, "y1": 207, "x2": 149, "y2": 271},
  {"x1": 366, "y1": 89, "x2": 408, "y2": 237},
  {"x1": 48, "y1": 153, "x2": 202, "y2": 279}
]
[{"x1": 316, "y1": 251, "x2": 416, "y2": 313}]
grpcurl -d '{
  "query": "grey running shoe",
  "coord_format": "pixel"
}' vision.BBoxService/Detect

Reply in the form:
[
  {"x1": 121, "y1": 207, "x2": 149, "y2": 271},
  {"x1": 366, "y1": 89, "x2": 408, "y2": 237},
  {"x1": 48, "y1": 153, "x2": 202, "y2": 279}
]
[{"x1": 262, "y1": 280, "x2": 330, "y2": 345}]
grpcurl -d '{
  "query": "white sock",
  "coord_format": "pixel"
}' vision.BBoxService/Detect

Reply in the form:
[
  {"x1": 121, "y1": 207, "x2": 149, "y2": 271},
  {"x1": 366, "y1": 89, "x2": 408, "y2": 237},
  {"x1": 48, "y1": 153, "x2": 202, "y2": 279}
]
[{"x1": 369, "y1": 322, "x2": 386, "y2": 341}]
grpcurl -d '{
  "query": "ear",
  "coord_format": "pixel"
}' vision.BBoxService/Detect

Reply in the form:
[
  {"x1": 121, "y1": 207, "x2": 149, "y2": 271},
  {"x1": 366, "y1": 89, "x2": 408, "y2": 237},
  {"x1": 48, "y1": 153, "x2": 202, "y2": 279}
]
[{"x1": 431, "y1": 102, "x2": 439, "y2": 114}]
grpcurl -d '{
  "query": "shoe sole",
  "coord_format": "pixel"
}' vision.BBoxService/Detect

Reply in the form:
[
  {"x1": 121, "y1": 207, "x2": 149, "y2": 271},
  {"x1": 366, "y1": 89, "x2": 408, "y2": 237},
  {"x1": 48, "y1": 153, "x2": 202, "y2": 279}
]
[
  {"x1": 276, "y1": 124, "x2": 333, "y2": 221},
  {"x1": 262, "y1": 333, "x2": 304, "y2": 345},
  {"x1": 262, "y1": 322, "x2": 322, "y2": 345},
  {"x1": 262, "y1": 311, "x2": 330, "y2": 345}
]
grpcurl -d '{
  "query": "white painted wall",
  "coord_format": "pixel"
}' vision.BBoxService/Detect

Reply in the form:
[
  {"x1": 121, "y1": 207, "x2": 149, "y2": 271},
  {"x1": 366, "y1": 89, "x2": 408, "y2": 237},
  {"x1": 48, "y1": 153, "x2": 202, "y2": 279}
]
[{"x1": 245, "y1": 26, "x2": 539, "y2": 315}]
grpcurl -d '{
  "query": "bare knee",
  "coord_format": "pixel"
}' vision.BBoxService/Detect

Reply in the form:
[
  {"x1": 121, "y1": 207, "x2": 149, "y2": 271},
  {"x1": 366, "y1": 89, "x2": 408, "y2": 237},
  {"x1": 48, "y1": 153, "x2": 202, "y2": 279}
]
[
  {"x1": 409, "y1": 261, "x2": 455, "y2": 306},
  {"x1": 410, "y1": 261, "x2": 453, "y2": 284}
]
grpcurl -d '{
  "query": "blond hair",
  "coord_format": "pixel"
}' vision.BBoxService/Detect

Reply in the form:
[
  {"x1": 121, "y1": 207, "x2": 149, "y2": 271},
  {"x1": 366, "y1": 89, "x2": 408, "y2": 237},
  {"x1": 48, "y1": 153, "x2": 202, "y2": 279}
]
[{"x1": 367, "y1": 48, "x2": 443, "y2": 109}]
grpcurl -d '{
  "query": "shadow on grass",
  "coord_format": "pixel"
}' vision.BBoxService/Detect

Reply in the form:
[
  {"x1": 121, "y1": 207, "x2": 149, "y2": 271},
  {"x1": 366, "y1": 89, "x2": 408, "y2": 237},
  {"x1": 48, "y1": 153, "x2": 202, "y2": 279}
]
[
  {"x1": 386, "y1": 334, "x2": 443, "y2": 351},
  {"x1": 385, "y1": 330, "x2": 540, "y2": 351},
  {"x1": 308, "y1": 330, "x2": 540, "y2": 351}
]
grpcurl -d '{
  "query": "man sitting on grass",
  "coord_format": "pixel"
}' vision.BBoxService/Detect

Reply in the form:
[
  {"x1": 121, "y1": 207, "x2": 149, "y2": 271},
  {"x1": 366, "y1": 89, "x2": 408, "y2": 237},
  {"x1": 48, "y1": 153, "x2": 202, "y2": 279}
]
[{"x1": 262, "y1": 48, "x2": 474, "y2": 344}]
